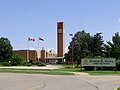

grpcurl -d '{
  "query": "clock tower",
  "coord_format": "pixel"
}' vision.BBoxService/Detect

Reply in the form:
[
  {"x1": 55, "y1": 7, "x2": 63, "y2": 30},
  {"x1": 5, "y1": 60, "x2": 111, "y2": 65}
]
[{"x1": 57, "y1": 22, "x2": 64, "y2": 57}]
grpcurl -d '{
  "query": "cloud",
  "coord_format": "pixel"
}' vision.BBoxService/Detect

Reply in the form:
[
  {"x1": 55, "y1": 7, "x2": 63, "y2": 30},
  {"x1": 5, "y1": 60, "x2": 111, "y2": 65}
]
[
  {"x1": 65, "y1": 46, "x2": 69, "y2": 53},
  {"x1": 46, "y1": 47, "x2": 57, "y2": 53},
  {"x1": 116, "y1": 17, "x2": 120, "y2": 23},
  {"x1": 104, "y1": 18, "x2": 110, "y2": 23},
  {"x1": 29, "y1": 47, "x2": 35, "y2": 50}
]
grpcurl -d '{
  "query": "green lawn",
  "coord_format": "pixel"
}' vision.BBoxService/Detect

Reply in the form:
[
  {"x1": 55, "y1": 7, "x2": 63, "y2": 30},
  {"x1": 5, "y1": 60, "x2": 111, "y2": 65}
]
[
  {"x1": 0, "y1": 67, "x2": 120, "y2": 75},
  {"x1": 0, "y1": 68, "x2": 74, "y2": 75},
  {"x1": 84, "y1": 70, "x2": 120, "y2": 75}
]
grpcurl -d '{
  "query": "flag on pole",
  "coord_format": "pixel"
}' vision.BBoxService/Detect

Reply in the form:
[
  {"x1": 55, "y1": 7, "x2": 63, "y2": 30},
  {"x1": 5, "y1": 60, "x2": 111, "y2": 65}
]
[
  {"x1": 69, "y1": 34, "x2": 73, "y2": 36},
  {"x1": 39, "y1": 37, "x2": 44, "y2": 41},
  {"x1": 28, "y1": 37, "x2": 35, "y2": 41}
]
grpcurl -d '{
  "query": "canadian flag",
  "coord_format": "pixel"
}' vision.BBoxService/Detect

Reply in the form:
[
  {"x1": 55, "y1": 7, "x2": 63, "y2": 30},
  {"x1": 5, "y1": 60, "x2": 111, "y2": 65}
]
[
  {"x1": 39, "y1": 37, "x2": 44, "y2": 41},
  {"x1": 28, "y1": 37, "x2": 35, "y2": 41},
  {"x1": 69, "y1": 34, "x2": 73, "y2": 36}
]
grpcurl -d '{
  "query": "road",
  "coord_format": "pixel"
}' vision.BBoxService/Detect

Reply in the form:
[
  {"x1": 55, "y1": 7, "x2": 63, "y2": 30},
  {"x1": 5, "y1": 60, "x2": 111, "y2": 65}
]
[{"x1": 0, "y1": 73, "x2": 120, "y2": 90}]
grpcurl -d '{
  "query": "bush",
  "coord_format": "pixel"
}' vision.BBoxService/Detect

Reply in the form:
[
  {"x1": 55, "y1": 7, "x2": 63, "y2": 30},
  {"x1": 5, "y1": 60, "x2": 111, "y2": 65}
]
[
  {"x1": 116, "y1": 60, "x2": 120, "y2": 70},
  {"x1": 31, "y1": 61, "x2": 36, "y2": 65},
  {"x1": 11, "y1": 54, "x2": 24, "y2": 65},
  {"x1": 84, "y1": 66, "x2": 94, "y2": 71},
  {"x1": 0, "y1": 62, "x2": 2, "y2": 66},
  {"x1": 10, "y1": 62, "x2": 18, "y2": 66},
  {"x1": 36, "y1": 61, "x2": 46, "y2": 66},
  {"x1": 23, "y1": 62, "x2": 32, "y2": 66},
  {"x1": 117, "y1": 87, "x2": 120, "y2": 90},
  {"x1": 37, "y1": 63, "x2": 46, "y2": 66},
  {"x1": 2, "y1": 62, "x2": 10, "y2": 66},
  {"x1": 36, "y1": 61, "x2": 41, "y2": 65}
]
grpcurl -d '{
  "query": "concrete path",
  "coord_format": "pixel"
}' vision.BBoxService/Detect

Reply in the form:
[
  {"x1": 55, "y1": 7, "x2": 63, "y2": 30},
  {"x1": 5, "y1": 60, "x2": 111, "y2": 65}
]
[{"x1": 0, "y1": 65, "x2": 64, "y2": 70}]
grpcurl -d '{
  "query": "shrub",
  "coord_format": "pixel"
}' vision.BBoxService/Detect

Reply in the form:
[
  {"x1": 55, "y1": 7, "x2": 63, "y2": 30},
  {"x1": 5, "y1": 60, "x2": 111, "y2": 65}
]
[
  {"x1": 10, "y1": 62, "x2": 18, "y2": 66},
  {"x1": 37, "y1": 63, "x2": 46, "y2": 66},
  {"x1": 117, "y1": 87, "x2": 120, "y2": 90},
  {"x1": 31, "y1": 61, "x2": 36, "y2": 65},
  {"x1": 36, "y1": 61, "x2": 41, "y2": 65},
  {"x1": 2, "y1": 62, "x2": 10, "y2": 66},
  {"x1": 36, "y1": 61, "x2": 46, "y2": 66},
  {"x1": 0, "y1": 62, "x2": 2, "y2": 66},
  {"x1": 24, "y1": 62, "x2": 32, "y2": 66},
  {"x1": 116, "y1": 60, "x2": 120, "y2": 70},
  {"x1": 11, "y1": 54, "x2": 24, "y2": 65},
  {"x1": 84, "y1": 66, "x2": 94, "y2": 71}
]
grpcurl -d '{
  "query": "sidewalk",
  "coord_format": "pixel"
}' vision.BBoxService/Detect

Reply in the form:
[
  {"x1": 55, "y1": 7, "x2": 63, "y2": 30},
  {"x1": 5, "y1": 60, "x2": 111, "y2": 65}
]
[
  {"x1": 72, "y1": 72, "x2": 89, "y2": 76},
  {"x1": 0, "y1": 65, "x2": 64, "y2": 70}
]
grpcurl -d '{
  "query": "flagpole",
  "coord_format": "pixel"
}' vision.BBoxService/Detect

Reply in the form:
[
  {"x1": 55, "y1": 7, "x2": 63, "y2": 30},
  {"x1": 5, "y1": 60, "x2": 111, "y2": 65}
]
[
  {"x1": 38, "y1": 39, "x2": 39, "y2": 61},
  {"x1": 38, "y1": 39, "x2": 39, "y2": 49},
  {"x1": 38, "y1": 37, "x2": 44, "y2": 62},
  {"x1": 27, "y1": 38, "x2": 29, "y2": 62}
]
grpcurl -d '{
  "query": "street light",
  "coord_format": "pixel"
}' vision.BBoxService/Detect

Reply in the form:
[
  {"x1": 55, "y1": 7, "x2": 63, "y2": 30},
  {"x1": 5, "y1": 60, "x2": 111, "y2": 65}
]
[{"x1": 69, "y1": 34, "x2": 74, "y2": 68}]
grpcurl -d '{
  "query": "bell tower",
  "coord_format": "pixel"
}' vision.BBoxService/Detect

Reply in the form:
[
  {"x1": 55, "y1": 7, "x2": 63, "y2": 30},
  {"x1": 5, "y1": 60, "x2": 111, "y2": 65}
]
[{"x1": 57, "y1": 22, "x2": 64, "y2": 57}]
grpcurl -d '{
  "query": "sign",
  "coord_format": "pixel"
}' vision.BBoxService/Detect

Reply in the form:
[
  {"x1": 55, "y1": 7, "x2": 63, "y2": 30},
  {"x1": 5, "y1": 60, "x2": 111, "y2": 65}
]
[{"x1": 81, "y1": 58, "x2": 116, "y2": 67}]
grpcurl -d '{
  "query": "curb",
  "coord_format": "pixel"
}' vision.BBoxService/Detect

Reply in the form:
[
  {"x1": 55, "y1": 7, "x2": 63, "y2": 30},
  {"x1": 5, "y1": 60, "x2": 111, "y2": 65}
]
[{"x1": 72, "y1": 72, "x2": 89, "y2": 76}]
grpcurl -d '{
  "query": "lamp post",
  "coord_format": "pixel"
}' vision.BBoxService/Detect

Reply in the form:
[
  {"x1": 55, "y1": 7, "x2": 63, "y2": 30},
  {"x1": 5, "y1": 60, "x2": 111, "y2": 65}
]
[{"x1": 69, "y1": 34, "x2": 74, "y2": 68}]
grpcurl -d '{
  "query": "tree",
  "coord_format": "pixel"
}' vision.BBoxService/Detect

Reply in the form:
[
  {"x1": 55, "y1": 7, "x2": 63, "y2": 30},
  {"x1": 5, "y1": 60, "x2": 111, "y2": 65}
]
[
  {"x1": 65, "y1": 30, "x2": 92, "y2": 65},
  {"x1": 65, "y1": 31, "x2": 104, "y2": 66},
  {"x1": 74, "y1": 30, "x2": 92, "y2": 58},
  {"x1": 104, "y1": 32, "x2": 120, "y2": 59},
  {"x1": 0, "y1": 37, "x2": 13, "y2": 62},
  {"x1": 91, "y1": 33, "x2": 104, "y2": 57}
]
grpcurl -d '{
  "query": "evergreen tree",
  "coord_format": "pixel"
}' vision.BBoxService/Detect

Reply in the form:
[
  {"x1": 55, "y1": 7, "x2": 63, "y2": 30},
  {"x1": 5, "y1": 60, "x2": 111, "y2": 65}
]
[
  {"x1": 65, "y1": 31, "x2": 104, "y2": 65},
  {"x1": 104, "y1": 32, "x2": 120, "y2": 59},
  {"x1": 92, "y1": 33, "x2": 104, "y2": 57}
]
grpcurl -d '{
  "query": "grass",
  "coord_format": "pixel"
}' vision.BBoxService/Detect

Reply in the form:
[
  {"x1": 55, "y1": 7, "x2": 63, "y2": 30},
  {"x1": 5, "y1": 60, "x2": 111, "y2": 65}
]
[
  {"x1": 0, "y1": 68, "x2": 75, "y2": 75},
  {"x1": 83, "y1": 70, "x2": 120, "y2": 75},
  {"x1": 56, "y1": 68, "x2": 81, "y2": 72},
  {"x1": 117, "y1": 87, "x2": 120, "y2": 90},
  {"x1": 0, "y1": 66, "x2": 120, "y2": 75},
  {"x1": 0, "y1": 67, "x2": 81, "y2": 75}
]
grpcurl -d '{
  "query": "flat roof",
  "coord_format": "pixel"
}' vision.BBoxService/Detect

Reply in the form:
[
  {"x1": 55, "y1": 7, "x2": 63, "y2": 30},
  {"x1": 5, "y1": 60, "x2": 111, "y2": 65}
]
[{"x1": 45, "y1": 57, "x2": 64, "y2": 59}]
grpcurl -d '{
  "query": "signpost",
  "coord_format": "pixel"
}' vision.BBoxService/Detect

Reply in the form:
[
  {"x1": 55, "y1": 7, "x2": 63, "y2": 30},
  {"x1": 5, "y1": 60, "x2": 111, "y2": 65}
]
[{"x1": 81, "y1": 58, "x2": 116, "y2": 67}]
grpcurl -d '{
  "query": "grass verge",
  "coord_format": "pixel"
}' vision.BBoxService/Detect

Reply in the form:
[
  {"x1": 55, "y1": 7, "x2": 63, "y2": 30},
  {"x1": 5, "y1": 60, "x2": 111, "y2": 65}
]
[
  {"x1": 0, "y1": 68, "x2": 75, "y2": 75},
  {"x1": 0, "y1": 67, "x2": 120, "y2": 75},
  {"x1": 83, "y1": 70, "x2": 120, "y2": 75},
  {"x1": 117, "y1": 87, "x2": 120, "y2": 90}
]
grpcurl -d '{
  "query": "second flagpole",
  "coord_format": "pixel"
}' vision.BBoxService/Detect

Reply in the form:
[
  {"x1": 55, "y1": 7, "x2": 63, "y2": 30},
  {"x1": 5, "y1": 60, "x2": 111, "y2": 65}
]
[
  {"x1": 27, "y1": 38, "x2": 29, "y2": 62},
  {"x1": 38, "y1": 38, "x2": 40, "y2": 61}
]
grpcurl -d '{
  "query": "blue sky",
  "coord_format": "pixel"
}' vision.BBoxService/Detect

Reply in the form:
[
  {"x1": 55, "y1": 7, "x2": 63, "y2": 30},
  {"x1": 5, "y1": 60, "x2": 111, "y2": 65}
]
[{"x1": 0, "y1": 0, "x2": 120, "y2": 51}]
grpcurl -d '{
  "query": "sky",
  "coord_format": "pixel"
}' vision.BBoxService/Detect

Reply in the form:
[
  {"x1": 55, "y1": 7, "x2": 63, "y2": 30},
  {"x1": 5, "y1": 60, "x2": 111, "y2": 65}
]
[{"x1": 0, "y1": 0, "x2": 120, "y2": 52}]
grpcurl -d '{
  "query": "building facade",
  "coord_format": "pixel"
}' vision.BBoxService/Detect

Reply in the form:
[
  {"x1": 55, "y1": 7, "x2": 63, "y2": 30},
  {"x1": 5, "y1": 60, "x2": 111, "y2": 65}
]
[{"x1": 14, "y1": 50, "x2": 37, "y2": 62}]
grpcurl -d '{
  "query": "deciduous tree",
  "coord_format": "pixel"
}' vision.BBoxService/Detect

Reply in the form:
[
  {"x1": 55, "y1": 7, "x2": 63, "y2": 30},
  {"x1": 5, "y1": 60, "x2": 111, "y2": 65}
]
[{"x1": 0, "y1": 37, "x2": 13, "y2": 62}]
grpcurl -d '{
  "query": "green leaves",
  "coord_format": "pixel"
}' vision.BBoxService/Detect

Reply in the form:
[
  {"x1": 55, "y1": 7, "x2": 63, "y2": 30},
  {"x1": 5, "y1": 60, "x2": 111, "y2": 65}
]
[
  {"x1": 11, "y1": 54, "x2": 24, "y2": 65},
  {"x1": 105, "y1": 32, "x2": 120, "y2": 60},
  {"x1": 0, "y1": 37, "x2": 13, "y2": 62},
  {"x1": 65, "y1": 30, "x2": 104, "y2": 64}
]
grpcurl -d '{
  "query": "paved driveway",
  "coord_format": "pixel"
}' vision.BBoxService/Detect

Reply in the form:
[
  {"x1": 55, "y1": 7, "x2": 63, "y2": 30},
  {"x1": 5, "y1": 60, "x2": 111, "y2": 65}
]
[{"x1": 0, "y1": 73, "x2": 120, "y2": 90}]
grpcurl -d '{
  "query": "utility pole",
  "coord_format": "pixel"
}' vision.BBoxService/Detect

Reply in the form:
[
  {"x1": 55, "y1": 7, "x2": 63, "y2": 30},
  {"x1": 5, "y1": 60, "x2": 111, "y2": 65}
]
[{"x1": 69, "y1": 34, "x2": 74, "y2": 68}]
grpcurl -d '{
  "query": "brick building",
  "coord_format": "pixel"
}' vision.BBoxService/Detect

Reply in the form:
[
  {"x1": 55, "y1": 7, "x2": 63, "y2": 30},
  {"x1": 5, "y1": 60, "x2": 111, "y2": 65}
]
[
  {"x1": 14, "y1": 50, "x2": 37, "y2": 62},
  {"x1": 14, "y1": 22, "x2": 65, "y2": 64}
]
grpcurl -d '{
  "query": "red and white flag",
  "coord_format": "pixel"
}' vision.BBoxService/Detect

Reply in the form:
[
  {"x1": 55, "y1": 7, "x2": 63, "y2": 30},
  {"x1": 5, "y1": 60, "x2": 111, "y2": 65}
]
[
  {"x1": 28, "y1": 37, "x2": 35, "y2": 41},
  {"x1": 69, "y1": 34, "x2": 73, "y2": 36},
  {"x1": 39, "y1": 37, "x2": 44, "y2": 41}
]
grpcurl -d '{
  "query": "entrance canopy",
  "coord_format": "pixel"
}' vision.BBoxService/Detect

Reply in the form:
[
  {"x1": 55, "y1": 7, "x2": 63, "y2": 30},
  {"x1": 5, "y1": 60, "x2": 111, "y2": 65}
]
[{"x1": 45, "y1": 57, "x2": 64, "y2": 64}]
